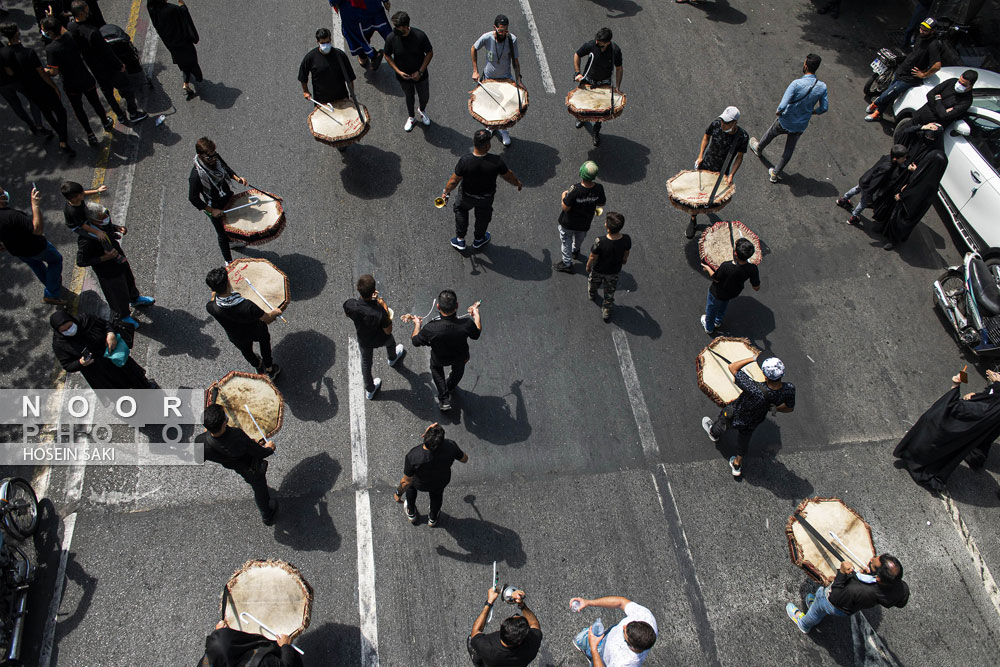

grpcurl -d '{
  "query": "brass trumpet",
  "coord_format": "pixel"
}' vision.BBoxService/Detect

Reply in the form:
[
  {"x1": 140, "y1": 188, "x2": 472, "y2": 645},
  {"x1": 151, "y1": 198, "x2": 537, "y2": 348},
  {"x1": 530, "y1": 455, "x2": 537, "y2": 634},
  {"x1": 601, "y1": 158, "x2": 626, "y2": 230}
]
[
  {"x1": 434, "y1": 193, "x2": 450, "y2": 208},
  {"x1": 595, "y1": 206, "x2": 604, "y2": 217}
]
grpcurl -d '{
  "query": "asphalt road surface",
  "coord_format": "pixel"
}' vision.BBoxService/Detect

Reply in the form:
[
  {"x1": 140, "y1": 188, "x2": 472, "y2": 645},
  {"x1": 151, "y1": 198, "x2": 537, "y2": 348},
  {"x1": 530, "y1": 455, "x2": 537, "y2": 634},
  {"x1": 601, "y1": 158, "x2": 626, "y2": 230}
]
[{"x1": 1, "y1": 1, "x2": 999, "y2": 666}]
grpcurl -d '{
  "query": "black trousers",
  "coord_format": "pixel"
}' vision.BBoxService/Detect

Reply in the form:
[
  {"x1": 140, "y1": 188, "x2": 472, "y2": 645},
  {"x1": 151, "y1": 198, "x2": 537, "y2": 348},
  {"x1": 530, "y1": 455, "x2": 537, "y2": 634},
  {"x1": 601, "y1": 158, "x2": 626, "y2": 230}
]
[
  {"x1": 208, "y1": 213, "x2": 232, "y2": 262},
  {"x1": 453, "y1": 193, "x2": 494, "y2": 241},
  {"x1": 29, "y1": 92, "x2": 70, "y2": 144},
  {"x1": 405, "y1": 484, "x2": 445, "y2": 519},
  {"x1": 0, "y1": 82, "x2": 42, "y2": 130},
  {"x1": 397, "y1": 74, "x2": 429, "y2": 117},
  {"x1": 66, "y1": 86, "x2": 107, "y2": 135},
  {"x1": 231, "y1": 330, "x2": 273, "y2": 371},
  {"x1": 238, "y1": 470, "x2": 272, "y2": 517},
  {"x1": 359, "y1": 336, "x2": 399, "y2": 393},
  {"x1": 430, "y1": 360, "x2": 466, "y2": 402},
  {"x1": 95, "y1": 70, "x2": 138, "y2": 117},
  {"x1": 710, "y1": 407, "x2": 755, "y2": 458},
  {"x1": 95, "y1": 261, "x2": 139, "y2": 319}
]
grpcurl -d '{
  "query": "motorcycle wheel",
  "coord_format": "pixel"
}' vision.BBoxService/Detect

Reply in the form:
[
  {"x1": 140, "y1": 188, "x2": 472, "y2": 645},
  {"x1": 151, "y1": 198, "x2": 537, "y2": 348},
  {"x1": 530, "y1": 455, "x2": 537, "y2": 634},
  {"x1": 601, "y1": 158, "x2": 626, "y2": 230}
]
[
  {"x1": 863, "y1": 73, "x2": 880, "y2": 98},
  {"x1": 893, "y1": 118, "x2": 913, "y2": 144},
  {"x1": 1, "y1": 478, "x2": 39, "y2": 539}
]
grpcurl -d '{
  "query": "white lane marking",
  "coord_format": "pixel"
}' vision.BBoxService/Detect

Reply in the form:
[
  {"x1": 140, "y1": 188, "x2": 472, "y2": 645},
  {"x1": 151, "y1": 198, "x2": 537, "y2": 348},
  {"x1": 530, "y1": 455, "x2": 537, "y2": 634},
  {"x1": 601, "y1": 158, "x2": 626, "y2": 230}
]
[
  {"x1": 347, "y1": 338, "x2": 380, "y2": 667},
  {"x1": 516, "y1": 0, "x2": 555, "y2": 94},
  {"x1": 611, "y1": 328, "x2": 659, "y2": 458},
  {"x1": 38, "y1": 512, "x2": 76, "y2": 667},
  {"x1": 331, "y1": 6, "x2": 346, "y2": 51},
  {"x1": 940, "y1": 489, "x2": 1000, "y2": 618}
]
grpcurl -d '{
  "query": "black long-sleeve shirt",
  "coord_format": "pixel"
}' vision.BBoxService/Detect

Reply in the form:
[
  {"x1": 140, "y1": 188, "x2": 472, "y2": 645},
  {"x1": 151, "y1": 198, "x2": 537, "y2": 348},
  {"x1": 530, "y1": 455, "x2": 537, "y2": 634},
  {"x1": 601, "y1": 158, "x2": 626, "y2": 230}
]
[
  {"x1": 188, "y1": 156, "x2": 237, "y2": 211},
  {"x1": 828, "y1": 570, "x2": 909, "y2": 614},
  {"x1": 912, "y1": 78, "x2": 973, "y2": 126},
  {"x1": 195, "y1": 425, "x2": 273, "y2": 473}
]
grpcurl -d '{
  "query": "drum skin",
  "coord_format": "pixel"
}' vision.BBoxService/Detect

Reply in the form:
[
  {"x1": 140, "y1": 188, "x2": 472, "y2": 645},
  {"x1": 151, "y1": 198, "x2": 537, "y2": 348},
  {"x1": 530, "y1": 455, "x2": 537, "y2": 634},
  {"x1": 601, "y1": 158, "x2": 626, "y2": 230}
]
[
  {"x1": 565, "y1": 85, "x2": 626, "y2": 122},
  {"x1": 696, "y1": 337, "x2": 764, "y2": 406},
  {"x1": 222, "y1": 189, "x2": 286, "y2": 246},
  {"x1": 221, "y1": 559, "x2": 313, "y2": 639},
  {"x1": 308, "y1": 101, "x2": 371, "y2": 148},
  {"x1": 205, "y1": 371, "x2": 284, "y2": 439},
  {"x1": 667, "y1": 169, "x2": 735, "y2": 215},
  {"x1": 786, "y1": 498, "x2": 876, "y2": 585},
  {"x1": 468, "y1": 79, "x2": 529, "y2": 129},
  {"x1": 226, "y1": 258, "x2": 291, "y2": 313},
  {"x1": 698, "y1": 221, "x2": 763, "y2": 271}
]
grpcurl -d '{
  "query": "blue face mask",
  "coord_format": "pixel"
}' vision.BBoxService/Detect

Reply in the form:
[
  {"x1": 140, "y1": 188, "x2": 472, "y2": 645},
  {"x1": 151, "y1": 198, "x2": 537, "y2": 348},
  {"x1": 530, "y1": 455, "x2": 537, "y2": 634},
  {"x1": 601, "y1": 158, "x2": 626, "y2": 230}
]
[
  {"x1": 0, "y1": 190, "x2": 9, "y2": 204},
  {"x1": 318, "y1": 42, "x2": 333, "y2": 54}
]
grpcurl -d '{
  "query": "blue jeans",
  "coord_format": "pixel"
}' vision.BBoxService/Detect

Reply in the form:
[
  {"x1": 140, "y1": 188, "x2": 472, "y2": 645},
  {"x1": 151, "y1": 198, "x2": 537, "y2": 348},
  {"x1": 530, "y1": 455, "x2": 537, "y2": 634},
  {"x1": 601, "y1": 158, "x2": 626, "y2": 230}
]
[
  {"x1": 842, "y1": 184, "x2": 870, "y2": 217},
  {"x1": 873, "y1": 79, "x2": 913, "y2": 114},
  {"x1": 704, "y1": 290, "x2": 729, "y2": 332},
  {"x1": 799, "y1": 585, "x2": 849, "y2": 632},
  {"x1": 18, "y1": 241, "x2": 63, "y2": 298},
  {"x1": 573, "y1": 626, "x2": 609, "y2": 661},
  {"x1": 558, "y1": 225, "x2": 587, "y2": 266}
]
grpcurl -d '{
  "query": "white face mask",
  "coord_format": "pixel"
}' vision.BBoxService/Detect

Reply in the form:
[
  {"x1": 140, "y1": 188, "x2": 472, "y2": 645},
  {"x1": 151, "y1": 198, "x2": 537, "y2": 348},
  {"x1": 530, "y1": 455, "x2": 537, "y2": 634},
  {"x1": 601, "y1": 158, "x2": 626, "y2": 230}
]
[
  {"x1": 318, "y1": 42, "x2": 332, "y2": 54},
  {"x1": 61, "y1": 323, "x2": 78, "y2": 337},
  {"x1": 955, "y1": 82, "x2": 969, "y2": 93}
]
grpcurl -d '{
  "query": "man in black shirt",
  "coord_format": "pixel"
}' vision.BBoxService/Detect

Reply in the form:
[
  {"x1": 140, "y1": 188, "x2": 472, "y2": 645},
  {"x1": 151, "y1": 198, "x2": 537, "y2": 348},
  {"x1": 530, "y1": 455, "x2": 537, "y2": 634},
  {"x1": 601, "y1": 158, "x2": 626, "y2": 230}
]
[
  {"x1": 205, "y1": 267, "x2": 283, "y2": 378},
  {"x1": 689, "y1": 106, "x2": 748, "y2": 238},
  {"x1": 392, "y1": 422, "x2": 468, "y2": 526},
  {"x1": 787, "y1": 554, "x2": 908, "y2": 633},
  {"x1": 403, "y1": 289, "x2": 481, "y2": 411},
  {"x1": 572, "y1": 27, "x2": 622, "y2": 146},
  {"x1": 343, "y1": 273, "x2": 406, "y2": 400},
  {"x1": 700, "y1": 237, "x2": 760, "y2": 334},
  {"x1": 298, "y1": 28, "x2": 356, "y2": 105},
  {"x1": 67, "y1": 0, "x2": 146, "y2": 123},
  {"x1": 43, "y1": 16, "x2": 109, "y2": 145},
  {"x1": 195, "y1": 404, "x2": 278, "y2": 525},
  {"x1": 0, "y1": 185, "x2": 66, "y2": 305},
  {"x1": 554, "y1": 160, "x2": 606, "y2": 273},
  {"x1": 587, "y1": 211, "x2": 630, "y2": 323},
  {"x1": 382, "y1": 11, "x2": 433, "y2": 132},
  {"x1": 188, "y1": 137, "x2": 249, "y2": 263},
  {"x1": 866, "y1": 17, "x2": 941, "y2": 122},
  {"x1": 0, "y1": 37, "x2": 48, "y2": 135},
  {"x1": 910, "y1": 70, "x2": 977, "y2": 127},
  {"x1": 1, "y1": 22, "x2": 74, "y2": 153},
  {"x1": 469, "y1": 587, "x2": 542, "y2": 667},
  {"x1": 441, "y1": 129, "x2": 523, "y2": 251}
]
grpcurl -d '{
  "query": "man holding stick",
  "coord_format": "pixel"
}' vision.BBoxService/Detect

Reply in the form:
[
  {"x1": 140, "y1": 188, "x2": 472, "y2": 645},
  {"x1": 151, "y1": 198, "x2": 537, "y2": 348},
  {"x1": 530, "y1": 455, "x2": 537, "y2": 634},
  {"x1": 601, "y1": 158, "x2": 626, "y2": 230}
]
[
  {"x1": 188, "y1": 137, "x2": 249, "y2": 264},
  {"x1": 343, "y1": 273, "x2": 406, "y2": 400},
  {"x1": 205, "y1": 267, "x2": 283, "y2": 379},
  {"x1": 468, "y1": 586, "x2": 542, "y2": 666},
  {"x1": 572, "y1": 27, "x2": 622, "y2": 147},
  {"x1": 471, "y1": 14, "x2": 520, "y2": 146}
]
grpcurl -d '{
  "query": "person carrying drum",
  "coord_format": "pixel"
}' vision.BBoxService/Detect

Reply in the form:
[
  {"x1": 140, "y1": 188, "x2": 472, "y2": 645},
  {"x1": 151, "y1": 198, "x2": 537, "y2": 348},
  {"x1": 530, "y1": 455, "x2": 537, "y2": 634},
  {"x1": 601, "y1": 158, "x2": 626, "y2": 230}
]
[
  {"x1": 701, "y1": 356, "x2": 795, "y2": 478},
  {"x1": 205, "y1": 267, "x2": 283, "y2": 379},
  {"x1": 573, "y1": 27, "x2": 622, "y2": 147},
  {"x1": 200, "y1": 621, "x2": 302, "y2": 667},
  {"x1": 786, "y1": 554, "x2": 908, "y2": 633},
  {"x1": 195, "y1": 404, "x2": 279, "y2": 526},
  {"x1": 471, "y1": 14, "x2": 520, "y2": 146},
  {"x1": 188, "y1": 137, "x2": 249, "y2": 263},
  {"x1": 468, "y1": 587, "x2": 542, "y2": 666},
  {"x1": 298, "y1": 27, "x2": 357, "y2": 151},
  {"x1": 392, "y1": 422, "x2": 468, "y2": 527},
  {"x1": 688, "y1": 106, "x2": 747, "y2": 239}
]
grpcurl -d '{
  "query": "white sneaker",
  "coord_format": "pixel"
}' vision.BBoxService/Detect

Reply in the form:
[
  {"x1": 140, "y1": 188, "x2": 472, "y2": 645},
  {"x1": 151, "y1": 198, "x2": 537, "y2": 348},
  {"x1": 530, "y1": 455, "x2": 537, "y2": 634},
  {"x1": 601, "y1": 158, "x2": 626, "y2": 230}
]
[
  {"x1": 418, "y1": 109, "x2": 431, "y2": 126},
  {"x1": 702, "y1": 417, "x2": 719, "y2": 442},
  {"x1": 404, "y1": 117, "x2": 415, "y2": 132},
  {"x1": 365, "y1": 377, "x2": 382, "y2": 400},
  {"x1": 388, "y1": 345, "x2": 406, "y2": 367},
  {"x1": 769, "y1": 168, "x2": 780, "y2": 183},
  {"x1": 749, "y1": 137, "x2": 760, "y2": 156},
  {"x1": 700, "y1": 314, "x2": 712, "y2": 334},
  {"x1": 498, "y1": 128, "x2": 511, "y2": 145}
]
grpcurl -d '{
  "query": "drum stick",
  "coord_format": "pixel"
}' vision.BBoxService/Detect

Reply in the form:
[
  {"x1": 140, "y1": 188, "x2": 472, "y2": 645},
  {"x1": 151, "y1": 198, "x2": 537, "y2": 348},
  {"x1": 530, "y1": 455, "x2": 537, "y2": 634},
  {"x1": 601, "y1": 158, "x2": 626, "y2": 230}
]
[
  {"x1": 309, "y1": 97, "x2": 344, "y2": 125},
  {"x1": 475, "y1": 80, "x2": 506, "y2": 111},
  {"x1": 708, "y1": 140, "x2": 739, "y2": 206},
  {"x1": 707, "y1": 347, "x2": 733, "y2": 365},
  {"x1": 794, "y1": 513, "x2": 845, "y2": 563},
  {"x1": 487, "y1": 560, "x2": 498, "y2": 624},
  {"x1": 239, "y1": 611, "x2": 305, "y2": 655},
  {"x1": 334, "y1": 54, "x2": 367, "y2": 127},
  {"x1": 828, "y1": 531, "x2": 868, "y2": 571},
  {"x1": 244, "y1": 404, "x2": 268, "y2": 442},
  {"x1": 243, "y1": 276, "x2": 288, "y2": 323},
  {"x1": 222, "y1": 196, "x2": 261, "y2": 214}
]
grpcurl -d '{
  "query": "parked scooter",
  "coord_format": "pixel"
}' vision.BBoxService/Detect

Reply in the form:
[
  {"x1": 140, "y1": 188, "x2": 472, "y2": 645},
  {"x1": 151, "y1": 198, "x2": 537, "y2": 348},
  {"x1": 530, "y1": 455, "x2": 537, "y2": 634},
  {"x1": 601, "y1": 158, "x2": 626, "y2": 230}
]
[
  {"x1": 863, "y1": 46, "x2": 905, "y2": 99},
  {"x1": 934, "y1": 250, "x2": 1000, "y2": 355},
  {"x1": 0, "y1": 478, "x2": 39, "y2": 665}
]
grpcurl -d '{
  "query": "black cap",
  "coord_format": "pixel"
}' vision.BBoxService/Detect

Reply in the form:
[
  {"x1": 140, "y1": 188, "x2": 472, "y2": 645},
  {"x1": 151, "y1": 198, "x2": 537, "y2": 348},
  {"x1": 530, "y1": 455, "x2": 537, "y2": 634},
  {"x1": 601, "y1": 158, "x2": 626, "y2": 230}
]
[
  {"x1": 494, "y1": 14, "x2": 509, "y2": 26},
  {"x1": 890, "y1": 144, "x2": 908, "y2": 159}
]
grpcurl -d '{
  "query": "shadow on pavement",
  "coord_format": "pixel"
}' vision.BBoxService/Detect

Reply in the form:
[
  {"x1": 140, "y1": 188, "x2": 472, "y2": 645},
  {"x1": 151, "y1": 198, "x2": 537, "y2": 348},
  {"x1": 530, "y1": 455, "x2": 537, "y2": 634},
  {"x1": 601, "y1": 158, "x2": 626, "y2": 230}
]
[
  {"x1": 502, "y1": 137, "x2": 559, "y2": 188},
  {"x1": 712, "y1": 421, "x2": 815, "y2": 500},
  {"x1": 585, "y1": 0, "x2": 643, "y2": 19},
  {"x1": 139, "y1": 306, "x2": 221, "y2": 360},
  {"x1": 455, "y1": 380, "x2": 531, "y2": 446},
  {"x1": 435, "y1": 494, "x2": 527, "y2": 567},
  {"x1": 422, "y1": 121, "x2": 472, "y2": 158},
  {"x1": 680, "y1": 0, "x2": 748, "y2": 25},
  {"x1": 470, "y1": 245, "x2": 552, "y2": 281},
  {"x1": 613, "y1": 305, "x2": 662, "y2": 339},
  {"x1": 724, "y1": 296, "x2": 776, "y2": 342},
  {"x1": 587, "y1": 134, "x2": 649, "y2": 184},
  {"x1": 340, "y1": 145, "x2": 403, "y2": 199},
  {"x1": 240, "y1": 249, "x2": 329, "y2": 302},
  {"x1": 295, "y1": 622, "x2": 362, "y2": 665},
  {"x1": 272, "y1": 331, "x2": 338, "y2": 423},
  {"x1": 792, "y1": 579, "x2": 856, "y2": 666},
  {"x1": 273, "y1": 452, "x2": 343, "y2": 552},
  {"x1": 196, "y1": 78, "x2": 242, "y2": 110}
]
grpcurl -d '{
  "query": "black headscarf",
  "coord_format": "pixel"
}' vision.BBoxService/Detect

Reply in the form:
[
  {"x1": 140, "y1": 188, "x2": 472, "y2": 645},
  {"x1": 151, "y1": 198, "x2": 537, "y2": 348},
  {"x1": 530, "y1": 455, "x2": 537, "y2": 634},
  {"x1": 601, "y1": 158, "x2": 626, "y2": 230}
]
[{"x1": 885, "y1": 150, "x2": 947, "y2": 243}]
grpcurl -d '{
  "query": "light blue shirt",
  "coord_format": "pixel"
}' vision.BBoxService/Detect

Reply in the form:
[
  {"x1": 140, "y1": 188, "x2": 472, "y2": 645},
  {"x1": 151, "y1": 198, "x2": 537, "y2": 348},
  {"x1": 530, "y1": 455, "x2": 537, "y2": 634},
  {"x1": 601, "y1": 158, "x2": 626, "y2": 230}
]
[{"x1": 776, "y1": 74, "x2": 829, "y2": 133}]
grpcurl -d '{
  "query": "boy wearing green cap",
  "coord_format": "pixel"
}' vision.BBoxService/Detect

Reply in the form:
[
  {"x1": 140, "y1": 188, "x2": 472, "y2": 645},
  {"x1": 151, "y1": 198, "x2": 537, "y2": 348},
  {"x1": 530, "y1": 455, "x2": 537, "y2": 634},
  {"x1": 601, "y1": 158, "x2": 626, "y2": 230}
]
[{"x1": 554, "y1": 161, "x2": 606, "y2": 273}]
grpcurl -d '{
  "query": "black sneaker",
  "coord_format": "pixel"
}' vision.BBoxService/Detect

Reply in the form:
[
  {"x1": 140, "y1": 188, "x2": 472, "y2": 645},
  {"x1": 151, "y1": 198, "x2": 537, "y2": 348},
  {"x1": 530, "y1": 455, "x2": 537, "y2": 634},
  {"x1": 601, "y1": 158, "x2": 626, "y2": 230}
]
[
  {"x1": 266, "y1": 364, "x2": 281, "y2": 380},
  {"x1": 128, "y1": 111, "x2": 149, "y2": 123},
  {"x1": 87, "y1": 133, "x2": 99, "y2": 146},
  {"x1": 427, "y1": 514, "x2": 439, "y2": 527},
  {"x1": 439, "y1": 398, "x2": 452, "y2": 411},
  {"x1": 572, "y1": 249, "x2": 580, "y2": 260},
  {"x1": 404, "y1": 500, "x2": 418, "y2": 524},
  {"x1": 575, "y1": 120, "x2": 584, "y2": 129},
  {"x1": 593, "y1": 132, "x2": 601, "y2": 147},
  {"x1": 846, "y1": 215, "x2": 861, "y2": 226},
  {"x1": 262, "y1": 499, "x2": 278, "y2": 525},
  {"x1": 102, "y1": 116, "x2": 114, "y2": 131},
  {"x1": 472, "y1": 232, "x2": 491, "y2": 249},
  {"x1": 553, "y1": 262, "x2": 572, "y2": 273}
]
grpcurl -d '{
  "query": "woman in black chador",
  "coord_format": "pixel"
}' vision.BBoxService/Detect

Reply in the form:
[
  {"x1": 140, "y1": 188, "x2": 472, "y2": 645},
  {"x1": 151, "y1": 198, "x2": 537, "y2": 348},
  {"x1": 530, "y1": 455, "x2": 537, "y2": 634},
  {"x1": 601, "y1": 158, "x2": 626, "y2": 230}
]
[
  {"x1": 50, "y1": 310, "x2": 151, "y2": 389},
  {"x1": 894, "y1": 369, "x2": 1000, "y2": 491},
  {"x1": 147, "y1": 0, "x2": 203, "y2": 99},
  {"x1": 881, "y1": 149, "x2": 947, "y2": 251}
]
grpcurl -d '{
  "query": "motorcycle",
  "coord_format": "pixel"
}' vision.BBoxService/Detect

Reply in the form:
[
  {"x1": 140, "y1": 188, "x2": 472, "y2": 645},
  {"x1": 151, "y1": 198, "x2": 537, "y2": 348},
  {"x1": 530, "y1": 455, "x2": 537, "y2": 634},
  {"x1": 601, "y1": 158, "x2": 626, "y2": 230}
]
[
  {"x1": 863, "y1": 46, "x2": 905, "y2": 99},
  {"x1": 934, "y1": 250, "x2": 1000, "y2": 356},
  {"x1": 0, "y1": 478, "x2": 39, "y2": 665}
]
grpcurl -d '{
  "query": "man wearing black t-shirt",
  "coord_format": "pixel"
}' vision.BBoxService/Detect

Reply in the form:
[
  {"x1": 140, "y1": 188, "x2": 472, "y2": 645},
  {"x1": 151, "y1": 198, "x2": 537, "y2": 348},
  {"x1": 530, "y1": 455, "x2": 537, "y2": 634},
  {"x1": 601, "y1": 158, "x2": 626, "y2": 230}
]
[
  {"x1": 554, "y1": 160, "x2": 605, "y2": 273},
  {"x1": 0, "y1": 185, "x2": 66, "y2": 305},
  {"x1": 43, "y1": 17, "x2": 109, "y2": 146},
  {"x1": 866, "y1": 18, "x2": 941, "y2": 122},
  {"x1": 572, "y1": 27, "x2": 622, "y2": 146},
  {"x1": 195, "y1": 404, "x2": 278, "y2": 525},
  {"x1": 700, "y1": 237, "x2": 760, "y2": 334},
  {"x1": 343, "y1": 273, "x2": 406, "y2": 400},
  {"x1": 298, "y1": 28, "x2": 356, "y2": 105},
  {"x1": 587, "y1": 211, "x2": 630, "y2": 323},
  {"x1": 404, "y1": 289, "x2": 481, "y2": 411},
  {"x1": 382, "y1": 11, "x2": 433, "y2": 132},
  {"x1": 205, "y1": 267, "x2": 283, "y2": 378},
  {"x1": 468, "y1": 587, "x2": 542, "y2": 667},
  {"x1": 441, "y1": 129, "x2": 523, "y2": 251},
  {"x1": 393, "y1": 422, "x2": 468, "y2": 526}
]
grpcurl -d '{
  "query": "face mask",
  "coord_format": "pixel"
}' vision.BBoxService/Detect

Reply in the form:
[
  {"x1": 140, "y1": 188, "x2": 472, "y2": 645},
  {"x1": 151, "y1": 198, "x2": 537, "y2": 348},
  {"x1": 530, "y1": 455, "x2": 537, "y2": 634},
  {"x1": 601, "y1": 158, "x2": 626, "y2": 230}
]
[
  {"x1": 393, "y1": 28, "x2": 405, "y2": 36},
  {"x1": 318, "y1": 42, "x2": 332, "y2": 54},
  {"x1": 61, "y1": 323, "x2": 78, "y2": 337},
  {"x1": 955, "y1": 82, "x2": 969, "y2": 93},
  {"x1": 0, "y1": 190, "x2": 9, "y2": 203},
  {"x1": 40, "y1": 31, "x2": 52, "y2": 40}
]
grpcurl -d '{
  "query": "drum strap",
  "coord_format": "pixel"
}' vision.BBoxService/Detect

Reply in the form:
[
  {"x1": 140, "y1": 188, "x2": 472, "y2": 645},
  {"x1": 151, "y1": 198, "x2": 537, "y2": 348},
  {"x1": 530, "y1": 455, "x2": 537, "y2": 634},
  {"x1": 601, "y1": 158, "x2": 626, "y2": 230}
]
[{"x1": 334, "y1": 51, "x2": 366, "y2": 126}]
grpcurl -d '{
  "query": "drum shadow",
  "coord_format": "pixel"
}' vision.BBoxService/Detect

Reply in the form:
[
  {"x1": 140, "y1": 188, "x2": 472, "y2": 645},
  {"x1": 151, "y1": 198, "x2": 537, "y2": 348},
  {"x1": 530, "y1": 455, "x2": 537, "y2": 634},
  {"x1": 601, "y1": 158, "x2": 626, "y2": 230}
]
[
  {"x1": 586, "y1": 0, "x2": 643, "y2": 18},
  {"x1": 238, "y1": 249, "x2": 328, "y2": 302},
  {"x1": 137, "y1": 306, "x2": 221, "y2": 359},
  {"x1": 453, "y1": 380, "x2": 531, "y2": 446},
  {"x1": 196, "y1": 79, "x2": 242, "y2": 110},
  {"x1": 271, "y1": 331, "x2": 338, "y2": 423},
  {"x1": 273, "y1": 452, "x2": 343, "y2": 552},
  {"x1": 471, "y1": 246, "x2": 553, "y2": 282},
  {"x1": 587, "y1": 135, "x2": 649, "y2": 184},
  {"x1": 295, "y1": 622, "x2": 362, "y2": 664},
  {"x1": 435, "y1": 495, "x2": 527, "y2": 567},
  {"x1": 422, "y1": 122, "x2": 473, "y2": 158},
  {"x1": 783, "y1": 173, "x2": 839, "y2": 199},
  {"x1": 720, "y1": 296, "x2": 776, "y2": 342},
  {"x1": 681, "y1": 0, "x2": 748, "y2": 24},
  {"x1": 340, "y1": 145, "x2": 402, "y2": 199},
  {"x1": 502, "y1": 138, "x2": 559, "y2": 187},
  {"x1": 612, "y1": 305, "x2": 662, "y2": 340}
]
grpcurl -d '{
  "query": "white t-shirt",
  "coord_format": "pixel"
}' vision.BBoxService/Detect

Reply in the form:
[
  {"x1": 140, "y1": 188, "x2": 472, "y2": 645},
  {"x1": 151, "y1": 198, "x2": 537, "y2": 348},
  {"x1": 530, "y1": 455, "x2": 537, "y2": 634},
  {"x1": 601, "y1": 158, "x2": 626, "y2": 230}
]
[
  {"x1": 473, "y1": 31, "x2": 519, "y2": 80},
  {"x1": 599, "y1": 602, "x2": 658, "y2": 667}
]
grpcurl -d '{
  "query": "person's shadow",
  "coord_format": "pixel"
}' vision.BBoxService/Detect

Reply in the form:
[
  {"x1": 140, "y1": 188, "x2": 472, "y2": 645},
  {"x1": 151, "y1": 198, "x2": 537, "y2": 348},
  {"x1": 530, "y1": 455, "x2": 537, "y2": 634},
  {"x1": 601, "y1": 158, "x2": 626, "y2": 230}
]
[
  {"x1": 379, "y1": 364, "x2": 446, "y2": 422},
  {"x1": 469, "y1": 246, "x2": 552, "y2": 281},
  {"x1": 294, "y1": 622, "x2": 362, "y2": 665},
  {"x1": 588, "y1": 135, "x2": 650, "y2": 184},
  {"x1": 422, "y1": 122, "x2": 472, "y2": 158},
  {"x1": 238, "y1": 249, "x2": 329, "y2": 302},
  {"x1": 273, "y1": 452, "x2": 343, "y2": 551},
  {"x1": 680, "y1": 0, "x2": 748, "y2": 25},
  {"x1": 502, "y1": 137, "x2": 559, "y2": 187},
  {"x1": 138, "y1": 305, "x2": 221, "y2": 359},
  {"x1": 435, "y1": 494, "x2": 527, "y2": 567},
  {"x1": 586, "y1": 0, "x2": 642, "y2": 18},
  {"x1": 197, "y1": 79, "x2": 242, "y2": 109},
  {"x1": 455, "y1": 380, "x2": 531, "y2": 446},
  {"x1": 340, "y1": 145, "x2": 403, "y2": 198},
  {"x1": 271, "y1": 331, "x2": 338, "y2": 422},
  {"x1": 715, "y1": 421, "x2": 814, "y2": 499}
]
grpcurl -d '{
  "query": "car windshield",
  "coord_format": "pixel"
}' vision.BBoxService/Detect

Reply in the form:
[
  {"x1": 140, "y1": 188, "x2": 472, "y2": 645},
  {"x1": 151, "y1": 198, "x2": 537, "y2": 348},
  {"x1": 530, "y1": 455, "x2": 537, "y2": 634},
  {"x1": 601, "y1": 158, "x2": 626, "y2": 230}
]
[
  {"x1": 972, "y1": 89, "x2": 1000, "y2": 113},
  {"x1": 965, "y1": 112, "x2": 1000, "y2": 172}
]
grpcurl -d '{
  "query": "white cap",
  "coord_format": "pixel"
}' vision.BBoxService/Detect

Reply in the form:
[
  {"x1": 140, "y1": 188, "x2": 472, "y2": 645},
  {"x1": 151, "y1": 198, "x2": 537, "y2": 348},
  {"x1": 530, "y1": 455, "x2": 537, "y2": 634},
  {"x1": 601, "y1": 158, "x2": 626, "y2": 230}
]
[
  {"x1": 720, "y1": 106, "x2": 741, "y2": 123},
  {"x1": 761, "y1": 357, "x2": 785, "y2": 381}
]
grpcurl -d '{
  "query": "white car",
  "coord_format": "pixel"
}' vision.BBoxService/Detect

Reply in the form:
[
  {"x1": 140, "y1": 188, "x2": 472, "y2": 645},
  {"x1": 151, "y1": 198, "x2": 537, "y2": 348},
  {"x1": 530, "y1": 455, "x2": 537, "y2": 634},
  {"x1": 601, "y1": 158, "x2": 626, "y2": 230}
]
[{"x1": 893, "y1": 67, "x2": 1000, "y2": 252}]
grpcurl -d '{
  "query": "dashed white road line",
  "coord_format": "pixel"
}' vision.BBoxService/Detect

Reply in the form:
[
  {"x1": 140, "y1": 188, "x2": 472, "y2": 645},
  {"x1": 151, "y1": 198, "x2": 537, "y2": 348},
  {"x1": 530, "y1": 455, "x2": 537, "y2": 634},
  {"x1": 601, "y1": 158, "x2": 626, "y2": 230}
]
[
  {"x1": 611, "y1": 328, "x2": 659, "y2": 459},
  {"x1": 347, "y1": 338, "x2": 380, "y2": 667},
  {"x1": 516, "y1": 0, "x2": 555, "y2": 94},
  {"x1": 940, "y1": 488, "x2": 1000, "y2": 618},
  {"x1": 331, "y1": 6, "x2": 346, "y2": 51},
  {"x1": 38, "y1": 513, "x2": 76, "y2": 667}
]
